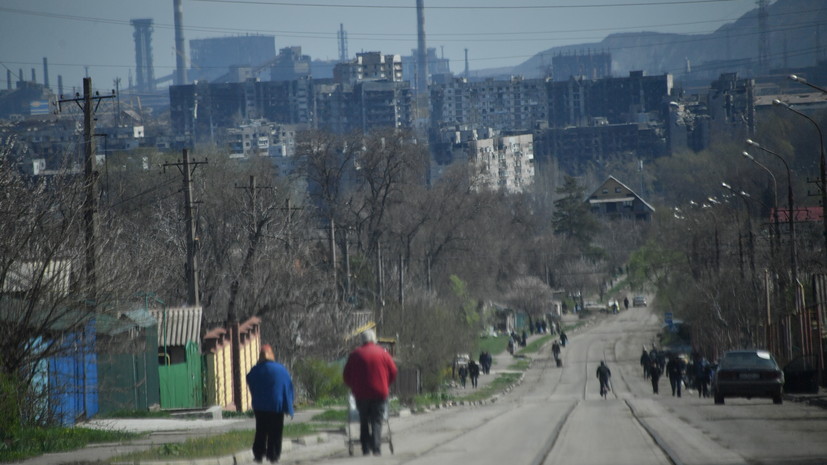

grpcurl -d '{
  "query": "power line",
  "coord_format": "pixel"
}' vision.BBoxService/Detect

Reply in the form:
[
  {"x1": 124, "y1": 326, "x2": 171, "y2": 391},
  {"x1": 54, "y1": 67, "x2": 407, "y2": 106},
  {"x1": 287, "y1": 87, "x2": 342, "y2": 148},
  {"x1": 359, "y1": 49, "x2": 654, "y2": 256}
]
[{"x1": 193, "y1": 0, "x2": 746, "y2": 9}]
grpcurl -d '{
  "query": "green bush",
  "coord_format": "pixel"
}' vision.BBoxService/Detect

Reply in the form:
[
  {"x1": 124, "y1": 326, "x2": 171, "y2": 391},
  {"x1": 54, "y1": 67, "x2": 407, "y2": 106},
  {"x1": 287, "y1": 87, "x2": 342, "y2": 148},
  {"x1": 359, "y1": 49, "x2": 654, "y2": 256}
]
[
  {"x1": 0, "y1": 373, "x2": 20, "y2": 441},
  {"x1": 293, "y1": 358, "x2": 348, "y2": 403}
]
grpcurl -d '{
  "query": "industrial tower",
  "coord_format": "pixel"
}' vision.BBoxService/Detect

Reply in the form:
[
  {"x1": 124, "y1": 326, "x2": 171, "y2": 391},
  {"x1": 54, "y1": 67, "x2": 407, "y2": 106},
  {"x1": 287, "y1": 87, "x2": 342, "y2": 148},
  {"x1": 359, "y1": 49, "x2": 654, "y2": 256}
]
[
  {"x1": 131, "y1": 18, "x2": 156, "y2": 92},
  {"x1": 338, "y1": 23, "x2": 348, "y2": 63},
  {"x1": 758, "y1": 0, "x2": 769, "y2": 74}
]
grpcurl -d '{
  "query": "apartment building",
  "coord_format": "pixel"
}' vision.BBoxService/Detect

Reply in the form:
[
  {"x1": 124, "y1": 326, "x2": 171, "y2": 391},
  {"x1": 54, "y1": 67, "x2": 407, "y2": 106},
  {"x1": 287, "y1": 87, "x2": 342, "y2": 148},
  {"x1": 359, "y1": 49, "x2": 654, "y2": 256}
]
[
  {"x1": 430, "y1": 77, "x2": 548, "y2": 132},
  {"x1": 333, "y1": 52, "x2": 403, "y2": 85},
  {"x1": 468, "y1": 133, "x2": 535, "y2": 193}
]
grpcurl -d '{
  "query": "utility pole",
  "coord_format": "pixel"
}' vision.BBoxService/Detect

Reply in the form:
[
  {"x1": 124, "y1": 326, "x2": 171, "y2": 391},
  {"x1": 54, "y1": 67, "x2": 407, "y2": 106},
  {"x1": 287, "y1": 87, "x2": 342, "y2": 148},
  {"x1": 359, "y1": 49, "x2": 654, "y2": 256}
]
[
  {"x1": 330, "y1": 218, "x2": 338, "y2": 303},
  {"x1": 163, "y1": 149, "x2": 206, "y2": 307},
  {"x1": 398, "y1": 253, "x2": 404, "y2": 305},
  {"x1": 58, "y1": 77, "x2": 114, "y2": 306},
  {"x1": 229, "y1": 175, "x2": 274, "y2": 412}
]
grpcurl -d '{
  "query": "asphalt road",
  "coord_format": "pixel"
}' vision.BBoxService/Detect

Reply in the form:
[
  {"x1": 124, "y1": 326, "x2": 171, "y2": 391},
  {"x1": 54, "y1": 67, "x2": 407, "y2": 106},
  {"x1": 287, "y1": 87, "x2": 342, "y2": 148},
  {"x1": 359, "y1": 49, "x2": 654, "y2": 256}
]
[{"x1": 313, "y1": 305, "x2": 827, "y2": 465}]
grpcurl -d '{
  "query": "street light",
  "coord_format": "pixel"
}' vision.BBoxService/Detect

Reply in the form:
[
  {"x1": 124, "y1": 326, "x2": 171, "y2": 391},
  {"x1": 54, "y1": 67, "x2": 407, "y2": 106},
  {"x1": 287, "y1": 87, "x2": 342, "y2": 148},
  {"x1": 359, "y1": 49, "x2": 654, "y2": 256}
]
[
  {"x1": 722, "y1": 182, "x2": 757, "y2": 273},
  {"x1": 743, "y1": 144, "x2": 797, "y2": 280},
  {"x1": 773, "y1": 98, "x2": 827, "y2": 270},
  {"x1": 789, "y1": 74, "x2": 827, "y2": 95}
]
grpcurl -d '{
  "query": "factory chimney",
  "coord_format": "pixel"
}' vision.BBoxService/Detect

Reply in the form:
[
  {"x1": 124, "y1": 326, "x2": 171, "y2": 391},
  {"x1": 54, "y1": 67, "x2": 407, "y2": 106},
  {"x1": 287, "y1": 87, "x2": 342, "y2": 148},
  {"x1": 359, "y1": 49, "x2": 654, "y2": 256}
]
[
  {"x1": 173, "y1": 0, "x2": 187, "y2": 85},
  {"x1": 464, "y1": 48, "x2": 469, "y2": 78},
  {"x1": 6, "y1": 70, "x2": 11, "y2": 90},
  {"x1": 43, "y1": 58, "x2": 50, "y2": 89},
  {"x1": 131, "y1": 18, "x2": 156, "y2": 92},
  {"x1": 58, "y1": 75, "x2": 64, "y2": 96},
  {"x1": 416, "y1": 0, "x2": 427, "y2": 95}
]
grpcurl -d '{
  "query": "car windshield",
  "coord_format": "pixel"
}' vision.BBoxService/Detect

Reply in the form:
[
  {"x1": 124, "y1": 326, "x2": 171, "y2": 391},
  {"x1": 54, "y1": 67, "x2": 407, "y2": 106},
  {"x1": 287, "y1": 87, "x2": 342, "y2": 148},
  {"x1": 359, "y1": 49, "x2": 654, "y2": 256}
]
[{"x1": 720, "y1": 352, "x2": 777, "y2": 370}]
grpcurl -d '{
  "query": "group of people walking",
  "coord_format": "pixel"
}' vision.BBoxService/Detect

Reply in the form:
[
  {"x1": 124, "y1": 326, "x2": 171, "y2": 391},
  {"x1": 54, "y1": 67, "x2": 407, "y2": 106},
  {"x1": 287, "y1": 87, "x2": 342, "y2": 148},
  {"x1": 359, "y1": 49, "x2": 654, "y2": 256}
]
[{"x1": 640, "y1": 346, "x2": 712, "y2": 398}]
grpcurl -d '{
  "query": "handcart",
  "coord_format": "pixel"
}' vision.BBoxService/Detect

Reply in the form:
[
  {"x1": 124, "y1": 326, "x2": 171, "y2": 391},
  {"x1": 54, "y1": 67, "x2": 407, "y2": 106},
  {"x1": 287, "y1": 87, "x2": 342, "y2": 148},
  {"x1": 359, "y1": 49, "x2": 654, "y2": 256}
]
[{"x1": 345, "y1": 393, "x2": 394, "y2": 456}]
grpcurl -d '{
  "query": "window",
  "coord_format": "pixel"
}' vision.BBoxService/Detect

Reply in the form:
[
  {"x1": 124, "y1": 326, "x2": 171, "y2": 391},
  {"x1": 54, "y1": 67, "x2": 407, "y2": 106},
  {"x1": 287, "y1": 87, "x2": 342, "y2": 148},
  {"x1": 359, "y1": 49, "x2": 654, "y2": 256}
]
[
  {"x1": 602, "y1": 189, "x2": 608, "y2": 194},
  {"x1": 615, "y1": 187, "x2": 621, "y2": 193}
]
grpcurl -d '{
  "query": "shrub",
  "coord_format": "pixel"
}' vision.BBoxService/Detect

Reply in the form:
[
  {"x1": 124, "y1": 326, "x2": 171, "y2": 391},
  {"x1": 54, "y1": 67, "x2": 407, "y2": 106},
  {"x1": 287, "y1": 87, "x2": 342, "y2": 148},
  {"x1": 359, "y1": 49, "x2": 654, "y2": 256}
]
[
  {"x1": 0, "y1": 373, "x2": 20, "y2": 441},
  {"x1": 292, "y1": 358, "x2": 348, "y2": 403}
]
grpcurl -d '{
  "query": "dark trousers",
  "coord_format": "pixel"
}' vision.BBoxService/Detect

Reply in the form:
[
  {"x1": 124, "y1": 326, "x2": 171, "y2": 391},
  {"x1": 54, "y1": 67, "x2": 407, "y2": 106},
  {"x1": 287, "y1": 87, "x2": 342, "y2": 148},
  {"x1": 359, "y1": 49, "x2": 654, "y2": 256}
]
[
  {"x1": 669, "y1": 376, "x2": 682, "y2": 397},
  {"x1": 651, "y1": 376, "x2": 660, "y2": 394},
  {"x1": 471, "y1": 375, "x2": 478, "y2": 388},
  {"x1": 253, "y1": 410, "x2": 285, "y2": 462},
  {"x1": 356, "y1": 398, "x2": 385, "y2": 454}
]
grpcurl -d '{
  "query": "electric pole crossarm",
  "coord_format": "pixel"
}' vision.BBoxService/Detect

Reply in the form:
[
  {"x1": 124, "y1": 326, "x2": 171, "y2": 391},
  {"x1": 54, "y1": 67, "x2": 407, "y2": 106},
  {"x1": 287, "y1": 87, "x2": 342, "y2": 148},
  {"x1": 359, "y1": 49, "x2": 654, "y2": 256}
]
[
  {"x1": 56, "y1": 78, "x2": 115, "y2": 306},
  {"x1": 163, "y1": 150, "x2": 208, "y2": 307}
]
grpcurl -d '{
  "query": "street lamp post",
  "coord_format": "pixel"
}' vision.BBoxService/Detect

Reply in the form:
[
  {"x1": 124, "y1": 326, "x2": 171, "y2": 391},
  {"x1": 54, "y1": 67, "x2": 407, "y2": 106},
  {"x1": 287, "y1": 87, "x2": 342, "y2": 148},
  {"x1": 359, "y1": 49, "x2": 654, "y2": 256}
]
[
  {"x1": 787, "y1": 75, "x2": 827, "y2": 383},
  {"x1": 743, "y1": 143, "x2": 797, "y2": 279},
  {"x1": 743, "y1": 143, "x2": 796, "y2": 357},
  {"x1": 774, "y1": 98, "x2": 826, "y2": 360},
  {"x1": 790, "y1": 74, "x2": 827, "y2": 95},
  {"x1": 722, "y1": 183, "x2": 757, "y2": 275},
  {"x1": 773, "y1": 98, "x2": 827, "y2": 269}
]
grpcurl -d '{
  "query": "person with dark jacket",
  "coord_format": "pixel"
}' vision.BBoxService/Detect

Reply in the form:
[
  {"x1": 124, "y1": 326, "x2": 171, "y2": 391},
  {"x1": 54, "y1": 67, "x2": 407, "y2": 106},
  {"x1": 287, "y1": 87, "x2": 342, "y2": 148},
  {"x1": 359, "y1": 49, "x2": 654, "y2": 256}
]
[
  {"x1": 468, "y1": 360, "x2": 480, "y2": 388},
  {"x1": 596, "y1": 361, "x2": 612, "y2": 397},
  {"x1": 246, "y1": 344, "x2": 295, "y2": 464},
  {"x1": 666, "y1": 355, "x2": 685, "y2": 397},
  {"x1": 343, "y1": 329, "x2": 398, "y2": 456},
  {"x1": 640, "y1": 348, "x2": 651, "y2": 379},
  {"x1": 649, "y1": 360, "x2": 662, "y2": 394}
]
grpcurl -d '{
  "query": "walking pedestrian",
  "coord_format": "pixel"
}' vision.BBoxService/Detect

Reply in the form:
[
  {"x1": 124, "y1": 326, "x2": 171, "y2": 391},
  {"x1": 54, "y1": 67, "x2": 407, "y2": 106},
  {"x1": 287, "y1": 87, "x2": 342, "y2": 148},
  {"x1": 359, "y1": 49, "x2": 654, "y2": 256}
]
[
  {"x1": 458, "y1": 363, "x2": 468, "y2": 388},
  {"x1": 666, "y1": 355, "x2": 685, "y2": 397},
  {"x1": 649, "y1": 360, "x2": 662, "y2": 394},
  {"x1": 343, "y1": 329, "x2": 398, "y2": 456},
  {"x1": 640, "y1": 347, "x2": 651, "y2": 379},
  {"x1": 246, "y1": 344, "x2": 294, "y2": 464},
  {"x1": 596, "y1": 361, "x2": 612, "y2": 398},
  {"x1": 468, "y1": 359, "x2": 480, "y2": 388},
  {"x1": 552, "y1": 340, "x2": 561, "y2": 362}
]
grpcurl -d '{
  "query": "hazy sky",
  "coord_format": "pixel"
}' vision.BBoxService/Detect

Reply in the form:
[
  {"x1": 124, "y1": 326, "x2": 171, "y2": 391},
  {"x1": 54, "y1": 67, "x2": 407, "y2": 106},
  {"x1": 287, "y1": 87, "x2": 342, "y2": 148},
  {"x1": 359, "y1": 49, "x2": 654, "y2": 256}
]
[{"x1": 0, "y1": 0, "x2": 758, "y2": 94}]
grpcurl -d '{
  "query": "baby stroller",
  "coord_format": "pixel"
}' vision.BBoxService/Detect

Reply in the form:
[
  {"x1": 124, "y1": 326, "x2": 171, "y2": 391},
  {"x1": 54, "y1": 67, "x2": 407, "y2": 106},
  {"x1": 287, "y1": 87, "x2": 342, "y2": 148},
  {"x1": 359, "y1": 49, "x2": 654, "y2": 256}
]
[{"x1": 345, "y1": 393, "x2": 394, "y2": 456}]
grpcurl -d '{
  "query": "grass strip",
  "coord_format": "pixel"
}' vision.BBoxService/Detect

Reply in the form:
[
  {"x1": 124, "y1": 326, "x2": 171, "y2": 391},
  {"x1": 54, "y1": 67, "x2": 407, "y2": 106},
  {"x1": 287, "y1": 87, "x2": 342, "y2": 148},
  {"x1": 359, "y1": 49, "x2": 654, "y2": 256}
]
[
  {"x1": 0, "y1": 427, "x2": 139, "y2": 462},
  {"x1": 113, "y1": 422, "x2": 328, "y2": 462}
]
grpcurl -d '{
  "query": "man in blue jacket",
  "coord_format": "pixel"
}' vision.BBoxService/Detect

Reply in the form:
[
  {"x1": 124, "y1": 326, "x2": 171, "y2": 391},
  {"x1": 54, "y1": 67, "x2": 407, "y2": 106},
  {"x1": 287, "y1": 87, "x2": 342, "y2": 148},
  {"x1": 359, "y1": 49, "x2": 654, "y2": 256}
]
[{"x1": 247, "y1": 344, "x2": 294, "y2": 463}]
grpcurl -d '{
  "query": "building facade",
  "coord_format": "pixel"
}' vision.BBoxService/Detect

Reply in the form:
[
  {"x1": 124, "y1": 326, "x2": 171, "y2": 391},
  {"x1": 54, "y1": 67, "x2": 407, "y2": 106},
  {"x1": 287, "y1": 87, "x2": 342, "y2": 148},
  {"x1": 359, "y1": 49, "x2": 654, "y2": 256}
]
[{"x1": 468, "y1": 133, "x2": 535, "y2": 193}]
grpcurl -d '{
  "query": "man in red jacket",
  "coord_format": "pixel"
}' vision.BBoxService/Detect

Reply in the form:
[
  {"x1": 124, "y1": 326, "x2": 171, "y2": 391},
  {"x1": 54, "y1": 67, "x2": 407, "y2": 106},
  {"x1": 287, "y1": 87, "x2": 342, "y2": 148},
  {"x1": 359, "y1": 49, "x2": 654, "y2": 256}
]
[{"x1": 343, "y1": 329, "x2": 397, "y2": 456}]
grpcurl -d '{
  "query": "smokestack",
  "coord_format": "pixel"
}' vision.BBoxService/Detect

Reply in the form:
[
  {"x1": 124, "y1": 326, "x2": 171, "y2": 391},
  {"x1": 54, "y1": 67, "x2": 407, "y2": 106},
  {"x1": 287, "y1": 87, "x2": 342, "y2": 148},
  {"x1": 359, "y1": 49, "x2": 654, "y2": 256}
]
[
  {"x1": 131, "y1": 18, "x2": 156, "y2": 92},
  {"x1": 43, "y1": 57, "x2": 50, "y2": 89},
  {"x1": 416, "y1": 0, "x2": 427, "y2": 95},
  {"x1": 58, "y1": 75, "x2": 64, "y2": 96},
  {"x1": 173, "y1": 0, "x2": 187, "y2": 85},
  {"x1": 6, "y1": 70, "x2": 11, "y2": 90},
  {"x1": 31, "y1": 68, "x2": 36, "y2": 83},
  {"x1": 18, "y1": 69, "x2": 23, "y2": 84},
  {"x1": 338, "y1": 23, "x2": 348, "y2": 63},
  {"x1": 464, "y1": 48, "x2": 469, "y2": 78}
]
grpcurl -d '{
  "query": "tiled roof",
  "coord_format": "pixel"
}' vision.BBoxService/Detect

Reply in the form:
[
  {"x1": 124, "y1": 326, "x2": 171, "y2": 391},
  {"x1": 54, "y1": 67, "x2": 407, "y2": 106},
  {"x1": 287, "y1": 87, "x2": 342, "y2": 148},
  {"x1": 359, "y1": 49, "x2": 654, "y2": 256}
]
[{"x1": 149, "y1": 306, "x2": 202, "y2": 347}]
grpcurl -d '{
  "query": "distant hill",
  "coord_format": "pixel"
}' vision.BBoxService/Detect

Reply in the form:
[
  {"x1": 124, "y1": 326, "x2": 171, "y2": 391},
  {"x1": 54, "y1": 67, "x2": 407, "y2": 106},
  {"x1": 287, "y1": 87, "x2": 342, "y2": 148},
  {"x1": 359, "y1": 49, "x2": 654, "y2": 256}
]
[{"x1": 475, "y1": 0, "x2": 826, "y2": 80}]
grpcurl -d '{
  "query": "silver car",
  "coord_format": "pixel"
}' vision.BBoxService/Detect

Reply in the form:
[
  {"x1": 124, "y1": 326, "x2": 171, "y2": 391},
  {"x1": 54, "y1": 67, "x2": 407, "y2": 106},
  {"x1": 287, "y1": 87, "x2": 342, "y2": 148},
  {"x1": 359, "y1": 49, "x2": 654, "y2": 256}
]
[{"x1": 711, "y1": 350, "x2": 784, "y2": 405}]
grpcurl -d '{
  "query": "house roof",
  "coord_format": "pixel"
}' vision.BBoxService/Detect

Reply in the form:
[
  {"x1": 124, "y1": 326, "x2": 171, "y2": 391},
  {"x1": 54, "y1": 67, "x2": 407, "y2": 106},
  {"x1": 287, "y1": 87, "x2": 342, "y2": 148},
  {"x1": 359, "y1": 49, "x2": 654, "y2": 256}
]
[
  {"x1": 97, "y1": 308, "x2": 157, "y2": 336},
  {"x1": 587, "y1": 175, "x2": 655, "y2": 213},
  {"x1": 771, "y1": 206, "x2": 823, "y2": 223},
  {"x1": 149, "y1": 306, "x2": 202, "y2": 347}
]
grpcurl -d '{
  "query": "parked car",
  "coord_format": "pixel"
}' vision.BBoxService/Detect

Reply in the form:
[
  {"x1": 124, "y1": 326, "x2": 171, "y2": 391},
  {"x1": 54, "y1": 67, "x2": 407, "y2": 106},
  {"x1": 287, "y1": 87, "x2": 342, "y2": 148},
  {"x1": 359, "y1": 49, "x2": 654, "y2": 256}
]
[
  {"x1": 632, "y1": 295, "x2": 647, "y2": 307},
  {"x1": 711, "y1": 350, "x2": 784, "y2": 405}
]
